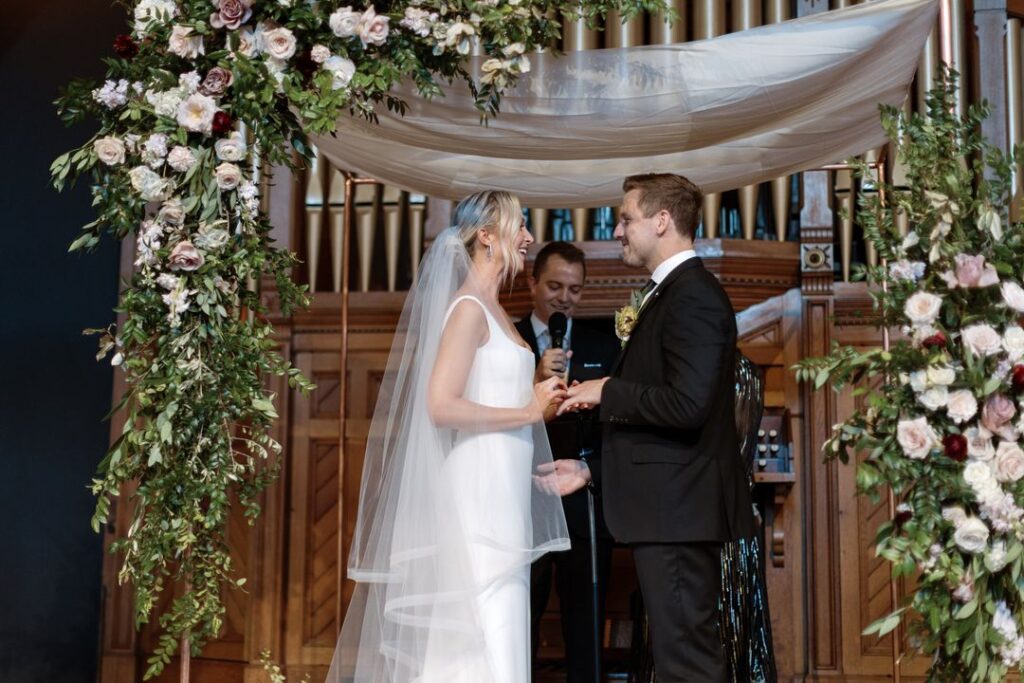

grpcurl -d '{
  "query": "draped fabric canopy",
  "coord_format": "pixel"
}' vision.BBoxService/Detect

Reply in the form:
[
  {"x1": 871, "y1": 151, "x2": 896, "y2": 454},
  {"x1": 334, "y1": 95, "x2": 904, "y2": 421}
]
[{"x1": 315, "y1": 0, "x2": 937, "y2": 208}]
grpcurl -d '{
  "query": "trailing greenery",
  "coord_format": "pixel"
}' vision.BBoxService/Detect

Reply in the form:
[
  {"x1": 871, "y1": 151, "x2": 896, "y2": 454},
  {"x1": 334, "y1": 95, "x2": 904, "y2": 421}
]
[{"x1": 795, "y1": 70, "x2": 1024, "y2": 681}]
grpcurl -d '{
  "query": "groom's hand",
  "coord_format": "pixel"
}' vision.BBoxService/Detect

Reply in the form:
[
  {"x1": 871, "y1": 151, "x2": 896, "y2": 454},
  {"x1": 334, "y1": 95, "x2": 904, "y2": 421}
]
[
  {"x1": 534, "y1": 459, "x2": 592, "y2": 496},
  {"x1": 557, "y1": 377, "x2": 609, "y2": 415}
]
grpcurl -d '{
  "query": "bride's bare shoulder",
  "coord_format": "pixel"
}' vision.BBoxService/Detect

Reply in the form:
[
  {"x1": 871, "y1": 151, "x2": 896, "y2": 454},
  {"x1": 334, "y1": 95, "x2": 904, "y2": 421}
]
[{"x1": 443, "y1": 293, "x2": 489, "y2": 345}]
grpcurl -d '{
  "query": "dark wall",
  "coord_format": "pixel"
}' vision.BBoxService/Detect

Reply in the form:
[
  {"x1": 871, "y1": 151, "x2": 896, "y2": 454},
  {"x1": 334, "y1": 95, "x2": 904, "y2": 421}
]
[{"x1": 0, "y1": 2, "x2": 124, "y2": 681}]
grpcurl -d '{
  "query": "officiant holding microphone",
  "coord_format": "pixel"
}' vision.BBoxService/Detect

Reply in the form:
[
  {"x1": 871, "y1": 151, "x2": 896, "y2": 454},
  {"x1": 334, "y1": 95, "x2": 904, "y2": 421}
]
[{"x1": 515, "y1": 241, "x2": 621, "y2": 683}]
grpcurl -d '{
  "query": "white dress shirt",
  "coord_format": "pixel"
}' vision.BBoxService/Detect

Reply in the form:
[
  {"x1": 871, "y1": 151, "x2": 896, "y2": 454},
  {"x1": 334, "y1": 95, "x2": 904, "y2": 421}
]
[{"x1": 643, "y1": 248, "x2": 697, "y2": 305}]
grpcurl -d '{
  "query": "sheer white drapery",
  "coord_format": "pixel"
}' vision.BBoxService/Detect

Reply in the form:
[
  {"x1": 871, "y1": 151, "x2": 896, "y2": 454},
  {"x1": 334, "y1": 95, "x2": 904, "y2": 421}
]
[{"x1": 314, "y1": 0, "x2": 937, "y2": 208}]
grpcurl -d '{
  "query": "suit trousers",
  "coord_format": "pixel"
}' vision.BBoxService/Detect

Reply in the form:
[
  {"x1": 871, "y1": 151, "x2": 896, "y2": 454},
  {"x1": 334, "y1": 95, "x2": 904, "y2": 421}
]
[
  {"x1": 530, "y1": 535, "x2": 613, "y2": 683},
  {"x1": 631, "y1": 542, "x2": 727, "y2": 683}
]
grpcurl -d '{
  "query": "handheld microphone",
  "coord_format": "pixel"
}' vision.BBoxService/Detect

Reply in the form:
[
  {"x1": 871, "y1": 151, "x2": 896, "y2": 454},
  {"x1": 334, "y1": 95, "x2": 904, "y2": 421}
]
[{"x1": 548, "y1": 312, "x2": 568, "y2": 350}]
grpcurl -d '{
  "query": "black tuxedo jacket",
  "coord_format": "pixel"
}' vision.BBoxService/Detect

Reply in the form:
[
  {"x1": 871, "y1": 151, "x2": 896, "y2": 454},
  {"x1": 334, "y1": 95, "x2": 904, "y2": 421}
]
[
  {"x1": 595, "y1": 257, "x2": 754, "y2": 544},
  {"x1": 516, "y1": 315, "x2": 620, "y2": 539}
]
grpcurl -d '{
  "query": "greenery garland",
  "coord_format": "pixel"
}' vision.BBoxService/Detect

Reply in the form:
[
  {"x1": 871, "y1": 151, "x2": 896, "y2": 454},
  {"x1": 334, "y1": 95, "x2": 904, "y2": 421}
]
[
  {"x1": 797, "y1": 71, "x2": 1024, "y2": 681},
  {"x1": 52, "y1": 0, "x2": 663, "y2": 676}
]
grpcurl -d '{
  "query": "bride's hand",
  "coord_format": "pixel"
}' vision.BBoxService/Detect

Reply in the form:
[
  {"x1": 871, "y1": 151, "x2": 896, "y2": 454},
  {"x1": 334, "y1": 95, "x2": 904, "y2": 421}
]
[{"x1": 530, "y1": 376, "x2": 568, "y2": 421}]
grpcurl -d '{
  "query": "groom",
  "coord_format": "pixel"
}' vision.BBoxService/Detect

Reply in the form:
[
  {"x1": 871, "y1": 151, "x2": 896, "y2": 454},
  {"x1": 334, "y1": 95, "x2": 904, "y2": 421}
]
[{"x1": 553, "y1": 173, "x2": 754, "y2": 681}]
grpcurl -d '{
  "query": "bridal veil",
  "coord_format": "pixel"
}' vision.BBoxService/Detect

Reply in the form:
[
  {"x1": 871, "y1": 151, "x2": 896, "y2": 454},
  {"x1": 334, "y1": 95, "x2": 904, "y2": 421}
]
[{"x1": 327, "y1": 228, "x2": 570, "y2": 682}]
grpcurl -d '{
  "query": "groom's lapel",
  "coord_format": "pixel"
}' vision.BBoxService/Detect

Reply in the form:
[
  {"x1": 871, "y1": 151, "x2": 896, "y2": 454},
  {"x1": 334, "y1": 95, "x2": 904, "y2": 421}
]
[{"x1": 611, "y1": 257, "x2": 703, "y2": 376}]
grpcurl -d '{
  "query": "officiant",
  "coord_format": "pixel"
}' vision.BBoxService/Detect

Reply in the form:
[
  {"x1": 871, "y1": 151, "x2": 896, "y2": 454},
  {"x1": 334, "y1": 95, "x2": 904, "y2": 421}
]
[{"x1": 516, "y1": 241, "x2": 621, "y2": 683}]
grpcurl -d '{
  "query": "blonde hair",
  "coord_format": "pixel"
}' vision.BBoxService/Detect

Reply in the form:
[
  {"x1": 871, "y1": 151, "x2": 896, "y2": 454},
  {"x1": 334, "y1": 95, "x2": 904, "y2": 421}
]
[{"x1": 453, "y1": 190, "x2": 523, "y2": 284}]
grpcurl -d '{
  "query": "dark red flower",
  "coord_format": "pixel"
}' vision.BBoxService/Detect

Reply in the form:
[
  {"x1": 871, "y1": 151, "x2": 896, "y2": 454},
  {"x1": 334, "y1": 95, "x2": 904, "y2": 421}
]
[
  {"x1": 923, "y1": 332, "x2": 948, "y2": 349},
  {"x1": 1013, "y1": 364, "x2": 1024, "y2": 394},
  {"x1": 943, "y1": 433, "x2": 968, "y2": 462},
  {"x1": 212, "y1": 111, "x2": 233, "y2": 136},
  {"x1": 113, "y1": 34, "x2": 138, "y2": 59}
]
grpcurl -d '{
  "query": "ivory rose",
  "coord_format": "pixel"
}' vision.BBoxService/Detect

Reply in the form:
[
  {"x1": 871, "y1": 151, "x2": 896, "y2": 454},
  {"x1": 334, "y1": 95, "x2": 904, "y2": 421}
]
[
  {"x1": 896, "y1": 416, "x2": 939, "y2": 459},
  {"x1": 962, "y1": 324, "x2": 1003, "y2": 357},
  {"x1": 94, "y1": 136, "x2": 126, "y2": 166},
  {"x1": 994, "y1": 441, "x2": 1024, "y2": 482},
  {"x1": 168, "y1": 25, "x2": 204, "y2": 59},
  {"x1": 904, "y1": 291, "x2": 942, "y2": 326},
  {"x1": 947, "y1": 390, "x2": 979, "y2": 424},
  {"x1": 214, "y1": 162, "x2": 242, "y2": 190},
  {"x1": 953, "y1": 516, "x2": 990, "y2": 554}
]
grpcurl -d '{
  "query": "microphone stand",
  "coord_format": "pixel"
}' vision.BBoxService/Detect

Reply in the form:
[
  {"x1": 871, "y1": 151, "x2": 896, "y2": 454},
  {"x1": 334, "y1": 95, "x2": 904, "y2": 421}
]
[{"x1": 578, "y1": 416, "x2": 601, "y2": 683}]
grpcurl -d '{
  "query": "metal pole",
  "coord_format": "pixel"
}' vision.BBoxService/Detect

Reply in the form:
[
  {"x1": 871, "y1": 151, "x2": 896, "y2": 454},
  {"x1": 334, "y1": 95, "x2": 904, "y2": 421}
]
[
  {"x1": 586, "y1": 485, "x2": 601, "y2": 683},
  {"x1": 877, "y1": 159, "x2": 902, "y2": 683}
]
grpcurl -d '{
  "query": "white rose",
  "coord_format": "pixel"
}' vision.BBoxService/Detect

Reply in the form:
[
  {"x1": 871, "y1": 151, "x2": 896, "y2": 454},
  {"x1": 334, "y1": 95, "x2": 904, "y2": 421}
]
[
  {"x1": 262, "y1": 26, "x2": 297, "y2": 61},
  {"x1": 94, "y1": 136, "x2": 126, "y2": 166},
  {"x1": 942, "y1": 505, "x2": 967, "y2": 525},
  {"x1": 1003, "y1": 281, "x2": 1024, "y2": 313},
  {"x1": 324, "y1": 55, "x2": 356, "y2": 90},
  {"x1": 947, "y1": 390, "x2": 979, "y2": 424},
  {"x1": 215, "y1": 131, "x2": 247, "y2": 162},
  {"x1": 995, "y1": 442, "x2": 1024, "y2": 482},
  {"x1": 909, "y1": 370, "x2": 929, "y2": 393},
  {"x1": 966, "y1": 426, "x2": 995, "y2": 460},
  {"x1": 985, "y1": 540, "x2": 1009, "y2": 572},
  {"x1": 166, "y1": 146, "x2": 197, "y2": 173},
  {"x1": 310, "y1": 44, "x2": 330, "y2": 63},
  {"x1": 158, "y1": 197, "x2": 186, "y2": 226},
  {"x1": 329, "y1": 7, "x2": 361, "y2": 37},
  {"x1": 233, "y1": 26, "x2": 258, "y2": 57},
  {"x1": 134, "y1": 0, "x2": 178, "y2": 36},
  {"x1": 128, "y1": 165, "x2": 172, "y2": 202},
  {"x1": 953, "y1": 516, "x2": 990, "y2": 554},
  {"x1": 962, "y1": 324, "x2": 1003, "y2": 357},
  {"x1": 964, "y1": 459, "x2": 996, "y2": 490},
  {"x1": 194, "y1": 223, "x2": 231, "y2": 250},
  {"x1": 177, "y1": 93, "x2": 218, "y2": 134},
  {"x1": 1004, "y1": 326, "x2": 1024, "y2": 361},
  {"x1": 168, "y1": 25, "x2": 204, "y2": 60},
  {"x1": 358, "y1": 6, "x2": 390, "y2": 47},
  {"x1": 904, "y1": 291, "x2": 943, "y2": 326},
  {"x1": 214, "y1": 162, "x2": 242, "y2": 190},
  {"x1": 896, "y1": 416, "x2": 939, "y2": 460},
  {"x1": 927, "y1": 365, "x2": 956, "y2": 386},
  {"x1": 918, "y1": 386, "x2": 949, "y2": 411}
]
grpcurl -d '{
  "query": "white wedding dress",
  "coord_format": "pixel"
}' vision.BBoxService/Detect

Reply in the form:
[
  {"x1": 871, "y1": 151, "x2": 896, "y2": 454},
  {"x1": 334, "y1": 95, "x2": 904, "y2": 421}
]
[
  {"x1": 328, "y1": 229, "x2": 568, "y2": 683},
  {"x1": 419, "y1": 295, "x2": 538, "y2": 683}
]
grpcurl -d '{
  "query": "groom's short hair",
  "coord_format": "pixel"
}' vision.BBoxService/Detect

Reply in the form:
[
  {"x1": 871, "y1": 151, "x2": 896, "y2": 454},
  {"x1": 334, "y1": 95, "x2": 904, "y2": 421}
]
[{"x1": 622, "y1": 174, "x2": 703, "y2": 241}]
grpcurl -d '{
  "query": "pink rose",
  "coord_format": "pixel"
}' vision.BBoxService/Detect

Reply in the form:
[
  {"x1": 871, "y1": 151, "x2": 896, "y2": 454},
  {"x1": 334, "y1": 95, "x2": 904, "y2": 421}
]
[
  {"x1": 199, "y1": 67, "x2": 234, "y2": 96},
  {"x1": 951, "y1": 254, "x2": 1000, "y2": 288},
  {"x1": 982, "y1": 393, "x2": 1017, "y2": 435},
  {"x1": 210, "y1": 0, "x2": 253, "y2": 30},
  {"x1": 169, "y1": 240, "x2": 205, "y2": 271},
  {"x1": 358, "y1": 6, "x2": 390, "y2": 47}
]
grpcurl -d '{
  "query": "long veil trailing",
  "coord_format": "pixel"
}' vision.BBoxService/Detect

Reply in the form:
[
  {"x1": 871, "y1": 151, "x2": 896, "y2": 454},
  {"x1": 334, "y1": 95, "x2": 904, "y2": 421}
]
[{"x1": 327, "y1": 228, "x2": 570, "y2": 682}]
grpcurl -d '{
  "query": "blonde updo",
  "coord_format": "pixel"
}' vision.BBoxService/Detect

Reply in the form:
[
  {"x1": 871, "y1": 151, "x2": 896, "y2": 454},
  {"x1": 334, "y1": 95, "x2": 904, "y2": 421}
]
[{"x1": 453, "y1": 190, "x2": 524, "y2": 284}]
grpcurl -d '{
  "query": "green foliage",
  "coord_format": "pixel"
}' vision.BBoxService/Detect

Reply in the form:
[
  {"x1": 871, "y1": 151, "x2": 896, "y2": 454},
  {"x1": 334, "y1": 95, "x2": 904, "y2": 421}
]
[{"x1": 795, "y1": 68, "x2": 1024, "y2": 681}]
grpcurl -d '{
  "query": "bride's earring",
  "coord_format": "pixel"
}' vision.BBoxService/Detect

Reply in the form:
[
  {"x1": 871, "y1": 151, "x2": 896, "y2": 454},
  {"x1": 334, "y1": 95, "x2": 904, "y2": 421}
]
[{"x1": 486, "y1": 243, "x2": 493, "y2": 260}]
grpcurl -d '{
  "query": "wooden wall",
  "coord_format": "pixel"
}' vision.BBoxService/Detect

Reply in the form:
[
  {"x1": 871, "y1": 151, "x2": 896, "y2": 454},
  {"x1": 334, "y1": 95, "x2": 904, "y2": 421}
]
[{"x1": 97, "y1": 242, "x2": 927, "y2": 682}]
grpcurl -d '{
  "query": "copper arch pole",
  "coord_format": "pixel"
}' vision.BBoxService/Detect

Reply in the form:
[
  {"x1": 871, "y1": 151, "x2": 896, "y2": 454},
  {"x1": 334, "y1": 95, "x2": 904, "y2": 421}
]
[{"x1": 336, "y1": 173, "x2": 381, "y2": 624}]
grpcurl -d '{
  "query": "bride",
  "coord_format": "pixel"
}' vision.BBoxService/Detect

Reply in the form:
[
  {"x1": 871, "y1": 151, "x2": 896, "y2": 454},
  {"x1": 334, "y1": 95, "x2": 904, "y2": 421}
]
[{"x1": 327, "y1": 190, "x2": 571, "y2": 683}]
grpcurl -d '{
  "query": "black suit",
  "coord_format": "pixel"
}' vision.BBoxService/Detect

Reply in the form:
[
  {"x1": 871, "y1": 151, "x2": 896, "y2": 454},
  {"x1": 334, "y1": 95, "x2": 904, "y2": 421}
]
[
  {"x1": 516, "y1": 315, "x2": 620, "y2": 683},
  {"x1": 593, "y1": 257, "x2": 754, "y2": 682}
]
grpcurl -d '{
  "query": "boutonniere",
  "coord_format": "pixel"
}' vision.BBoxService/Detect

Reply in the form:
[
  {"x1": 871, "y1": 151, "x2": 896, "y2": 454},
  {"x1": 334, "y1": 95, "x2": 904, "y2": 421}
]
[{"x1": 614, "y1": 289, "x2": 646, "y2": 347}]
